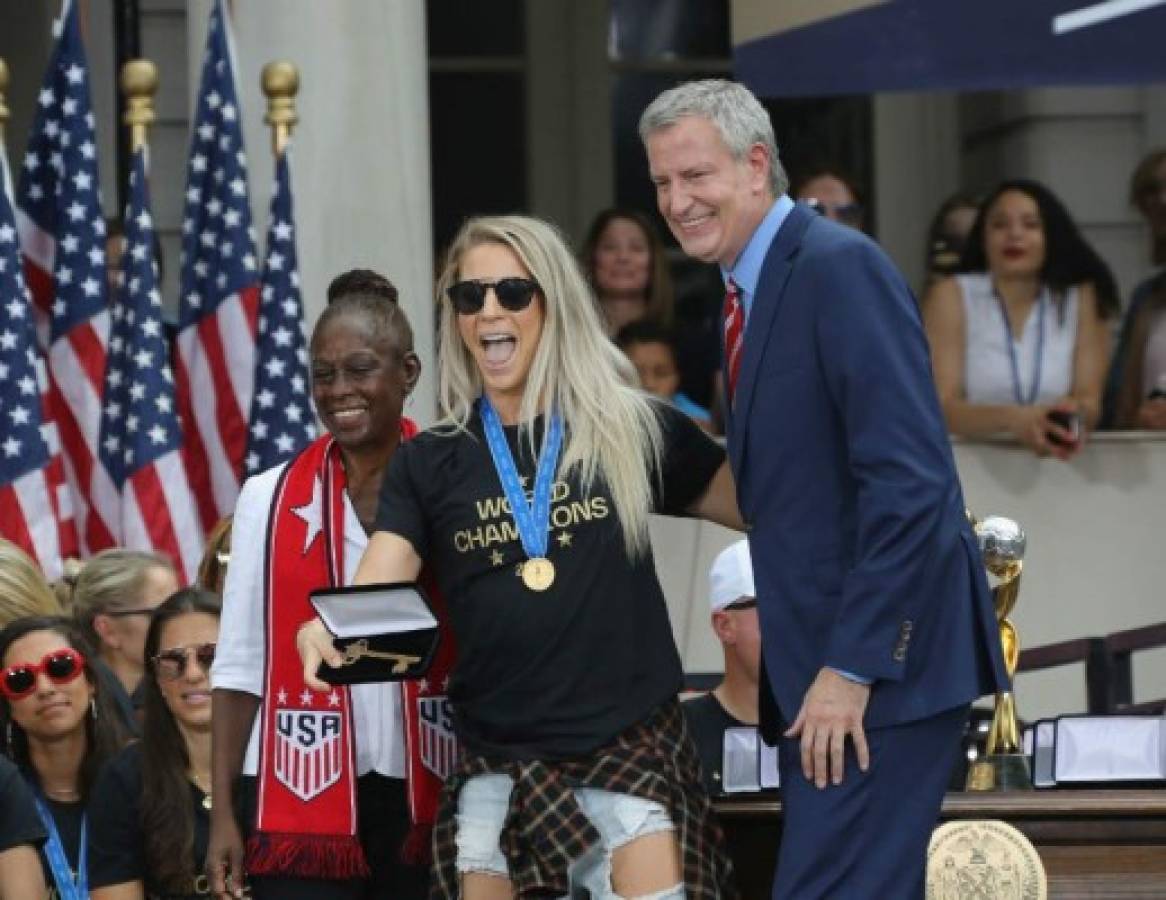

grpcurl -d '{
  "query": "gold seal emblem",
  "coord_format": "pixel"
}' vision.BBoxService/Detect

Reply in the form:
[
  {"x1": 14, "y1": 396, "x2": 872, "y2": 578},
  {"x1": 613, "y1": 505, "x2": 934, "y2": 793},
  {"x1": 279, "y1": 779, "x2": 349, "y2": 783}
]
[
  {"x1": 521, "y1": 557, "x2": 555, "y2": 591},
  {"x1": 927, "y1": 820, "x2": 1046, "y2": 900}
]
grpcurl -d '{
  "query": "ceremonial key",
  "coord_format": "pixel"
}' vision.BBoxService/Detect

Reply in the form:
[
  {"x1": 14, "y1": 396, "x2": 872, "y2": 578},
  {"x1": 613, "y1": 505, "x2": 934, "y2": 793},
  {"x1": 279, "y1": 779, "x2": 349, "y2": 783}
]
[{"x1": 339, "y1": 639, "x2": 421, "y2": 674}]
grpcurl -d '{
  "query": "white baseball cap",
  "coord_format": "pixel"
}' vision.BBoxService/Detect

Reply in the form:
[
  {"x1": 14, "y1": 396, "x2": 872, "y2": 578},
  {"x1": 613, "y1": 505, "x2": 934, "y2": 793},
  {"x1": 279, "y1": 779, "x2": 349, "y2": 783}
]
[{"x1": 708, "y1": 539, "x2": 756, "y2": 612}]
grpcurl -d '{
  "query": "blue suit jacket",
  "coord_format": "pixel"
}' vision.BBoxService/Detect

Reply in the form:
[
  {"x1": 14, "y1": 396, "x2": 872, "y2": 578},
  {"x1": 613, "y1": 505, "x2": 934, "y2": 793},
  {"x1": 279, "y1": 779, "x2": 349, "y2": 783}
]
[{"x1": 727, "y1": 204, "x2": 1009, "y2": 730}]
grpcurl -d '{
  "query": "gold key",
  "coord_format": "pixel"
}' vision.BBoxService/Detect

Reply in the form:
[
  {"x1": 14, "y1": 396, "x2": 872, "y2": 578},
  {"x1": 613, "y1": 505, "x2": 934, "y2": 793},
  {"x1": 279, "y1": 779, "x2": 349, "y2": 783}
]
[{"x1": 339, "y1": 639, "x2": 421, "y2": 674}]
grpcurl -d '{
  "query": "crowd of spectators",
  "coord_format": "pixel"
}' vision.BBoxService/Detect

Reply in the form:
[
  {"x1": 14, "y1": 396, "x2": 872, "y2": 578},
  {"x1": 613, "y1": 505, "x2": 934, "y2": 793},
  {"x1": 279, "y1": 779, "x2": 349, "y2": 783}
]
[{"x1": 597, "y1": 149, "x2": 1166, "y2": 446}]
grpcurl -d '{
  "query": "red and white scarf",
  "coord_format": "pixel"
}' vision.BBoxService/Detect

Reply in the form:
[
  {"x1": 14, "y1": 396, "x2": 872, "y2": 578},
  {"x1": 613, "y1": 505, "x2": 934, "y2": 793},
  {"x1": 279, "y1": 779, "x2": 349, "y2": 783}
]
[{"x1": 246, "y1": 423, "x2": 456, "y2": 877}]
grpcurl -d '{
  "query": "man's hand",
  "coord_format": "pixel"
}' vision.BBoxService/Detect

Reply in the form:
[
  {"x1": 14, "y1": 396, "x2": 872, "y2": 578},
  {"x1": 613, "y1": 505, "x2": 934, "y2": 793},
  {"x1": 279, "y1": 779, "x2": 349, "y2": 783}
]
[
  {"x1": 784, "y1": 667, "x2": 872, "y2": 789},
  {"x1": 298, "y1": 617, "x2": 343, "y2": 691}
]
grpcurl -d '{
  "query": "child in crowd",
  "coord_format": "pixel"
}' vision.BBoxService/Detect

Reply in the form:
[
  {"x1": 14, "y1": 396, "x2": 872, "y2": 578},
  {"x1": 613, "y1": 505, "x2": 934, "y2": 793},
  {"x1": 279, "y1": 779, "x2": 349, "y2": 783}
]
[{"x1": 616, "y1": 320, "x2": 713, "y2": 430}]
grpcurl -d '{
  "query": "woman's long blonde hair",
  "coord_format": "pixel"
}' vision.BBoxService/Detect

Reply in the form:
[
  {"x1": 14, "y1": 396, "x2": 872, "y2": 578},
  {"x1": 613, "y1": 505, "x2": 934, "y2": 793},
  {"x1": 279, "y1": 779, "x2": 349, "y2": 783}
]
[
  {"x1": 0, "y1": 540, "x2": 61, "y2": 627},
  {"x1": 435, "y1": 215, "x2": 663, "y2": 557}
]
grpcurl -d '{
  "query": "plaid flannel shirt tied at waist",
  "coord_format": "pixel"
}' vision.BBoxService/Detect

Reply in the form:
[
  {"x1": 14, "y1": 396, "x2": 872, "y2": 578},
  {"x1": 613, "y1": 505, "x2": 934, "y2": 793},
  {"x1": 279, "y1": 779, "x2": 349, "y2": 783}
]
[{"x1": 428, "y1": 699, "x2": 738, "y2": 899}]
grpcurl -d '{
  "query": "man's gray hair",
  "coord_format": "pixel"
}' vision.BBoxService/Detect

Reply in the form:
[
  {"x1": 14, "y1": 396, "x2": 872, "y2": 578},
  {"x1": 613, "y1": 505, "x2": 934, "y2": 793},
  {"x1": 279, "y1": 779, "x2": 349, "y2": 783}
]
[{"x1": 639, "y1": 79, "x2": 788, "y2": 197}]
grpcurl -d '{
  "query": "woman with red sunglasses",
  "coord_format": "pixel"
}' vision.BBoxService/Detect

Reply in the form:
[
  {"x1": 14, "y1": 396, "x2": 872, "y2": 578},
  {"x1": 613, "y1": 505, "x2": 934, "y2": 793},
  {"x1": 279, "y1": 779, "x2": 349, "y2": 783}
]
[
  {"x1": 0, "y1": 616, "x2": 129, "y2": 899},
  {"x1": 88, "y1": 589, "x2": 220, "y2": 899}
]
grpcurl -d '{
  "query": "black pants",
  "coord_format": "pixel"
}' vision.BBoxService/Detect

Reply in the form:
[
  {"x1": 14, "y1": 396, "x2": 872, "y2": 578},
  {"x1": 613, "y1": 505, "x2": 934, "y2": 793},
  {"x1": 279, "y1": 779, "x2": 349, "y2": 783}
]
[{"x1": 238, "y1": 773, "x2": 430, "y2": 899}]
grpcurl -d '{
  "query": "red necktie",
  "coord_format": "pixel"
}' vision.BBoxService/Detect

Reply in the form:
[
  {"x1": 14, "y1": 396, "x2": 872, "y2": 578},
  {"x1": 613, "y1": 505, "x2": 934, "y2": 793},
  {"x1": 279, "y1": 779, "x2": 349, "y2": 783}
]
[{"x1": 723, "y1": 278, "x2": 744, "y2": 403}]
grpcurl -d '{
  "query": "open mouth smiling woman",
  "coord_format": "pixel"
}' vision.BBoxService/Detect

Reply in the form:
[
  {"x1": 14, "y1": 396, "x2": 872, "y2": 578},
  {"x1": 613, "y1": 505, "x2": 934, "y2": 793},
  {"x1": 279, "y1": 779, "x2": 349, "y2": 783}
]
[{"x1": 299, "y1": 215, "x2": 745, "y2": 900}]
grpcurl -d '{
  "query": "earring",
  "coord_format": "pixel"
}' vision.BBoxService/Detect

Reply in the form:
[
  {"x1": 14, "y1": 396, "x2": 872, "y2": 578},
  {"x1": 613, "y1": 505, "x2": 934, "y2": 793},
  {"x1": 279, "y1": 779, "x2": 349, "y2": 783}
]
[{"x1": 90, "y1": 697, "x2": 98, "y2": 722}]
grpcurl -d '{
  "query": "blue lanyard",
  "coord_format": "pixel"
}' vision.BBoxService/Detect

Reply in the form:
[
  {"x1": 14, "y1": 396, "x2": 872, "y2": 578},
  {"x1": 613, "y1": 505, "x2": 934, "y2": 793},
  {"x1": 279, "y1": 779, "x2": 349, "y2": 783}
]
[
  {"x1": 32, "y1": 792, "x2": 87, "y2": 900},
  {"x1": 479, "y1": 397, "x2": 563, "y2": 561},
  {"x1": 994, "y1": 286, "x2": 1046, "y2": 406}
]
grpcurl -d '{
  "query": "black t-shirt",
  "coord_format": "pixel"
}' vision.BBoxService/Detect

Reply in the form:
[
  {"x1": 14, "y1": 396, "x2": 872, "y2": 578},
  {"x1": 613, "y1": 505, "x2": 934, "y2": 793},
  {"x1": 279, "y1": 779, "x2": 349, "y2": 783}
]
[
  {"x1": 377, "y1": 401, "x2": 725, "y2": 760},
  {"x1": 88, "y1": 743, "x2": 210, "y2": 898},
  {"x1": 92, "y1": 657, "x2": 142, "y2": 737},
  {"x1": 0, "y1": 756, "x2": 45, "y2": 853},
  {"x1": 682, "y1": 691, "x2": 747, "y2": 795},
  {"x1": 37, "y1": 797, "x2": 84, "y2": 899}
]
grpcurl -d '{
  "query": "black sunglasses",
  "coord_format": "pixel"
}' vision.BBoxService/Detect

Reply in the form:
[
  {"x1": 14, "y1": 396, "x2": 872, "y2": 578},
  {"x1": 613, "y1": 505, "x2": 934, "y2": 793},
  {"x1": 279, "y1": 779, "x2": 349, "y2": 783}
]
[
  {"x1": 446, "y1": 278, "x2": 541, "y2": 316},
  {"x1": 153, "y1": 642, "x2": 217, "y2": 681},
  {"x1": 104, "y1": 607, "x2": 157, "y2": 619}
]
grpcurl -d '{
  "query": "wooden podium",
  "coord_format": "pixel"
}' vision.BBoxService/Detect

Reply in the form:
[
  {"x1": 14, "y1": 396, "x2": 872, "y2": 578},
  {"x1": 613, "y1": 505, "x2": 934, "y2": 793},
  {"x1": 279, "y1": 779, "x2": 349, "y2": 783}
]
[{"x1": 715, "y1": 790, "x2": 1166, "y2": 898}]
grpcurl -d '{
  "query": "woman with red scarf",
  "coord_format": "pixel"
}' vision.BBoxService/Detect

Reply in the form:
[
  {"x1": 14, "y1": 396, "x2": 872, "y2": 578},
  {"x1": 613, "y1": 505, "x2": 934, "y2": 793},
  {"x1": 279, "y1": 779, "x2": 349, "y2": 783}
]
[{"x1": 207, "y1": 269, "x2": 440, "y2": 900}]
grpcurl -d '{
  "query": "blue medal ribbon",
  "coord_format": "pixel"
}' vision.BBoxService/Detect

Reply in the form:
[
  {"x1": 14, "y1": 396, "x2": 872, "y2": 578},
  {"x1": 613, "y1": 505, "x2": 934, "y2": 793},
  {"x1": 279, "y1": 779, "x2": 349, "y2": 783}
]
[
  {"x1": 994, "y1": 285, "x2": 1046, "y2": 406},
  {"x1": 31, "y1": 792, "x2": 87, "y2": 900},
  {"x1": 479, "y1": 396, "x2": 563, "y2": 563}
]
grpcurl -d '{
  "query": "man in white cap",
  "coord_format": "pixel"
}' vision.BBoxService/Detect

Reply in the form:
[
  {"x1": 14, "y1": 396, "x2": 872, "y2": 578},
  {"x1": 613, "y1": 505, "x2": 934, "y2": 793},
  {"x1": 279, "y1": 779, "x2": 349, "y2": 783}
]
[{"x1": 683, "y1": 539, "x2": 762, "y2": 793}]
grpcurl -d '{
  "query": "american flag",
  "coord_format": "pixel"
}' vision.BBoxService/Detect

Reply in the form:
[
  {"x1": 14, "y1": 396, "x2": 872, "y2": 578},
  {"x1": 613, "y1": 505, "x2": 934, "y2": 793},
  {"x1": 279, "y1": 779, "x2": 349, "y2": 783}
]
[
  {"x1": 98, "y1": 150, "x2": 201, "y2": 581},
  {"x1": 245, "y1": 152, "x2": 315, "y2": 475},
  {"x1": 0, "y1": 153, "x2": 66, "y2": 577},
  {"x1": 175, "y1": 0, "x2": 260, "y2": 532},
  {"x1": 15, "y1": 0, "x2": 112, "y2": 559}
]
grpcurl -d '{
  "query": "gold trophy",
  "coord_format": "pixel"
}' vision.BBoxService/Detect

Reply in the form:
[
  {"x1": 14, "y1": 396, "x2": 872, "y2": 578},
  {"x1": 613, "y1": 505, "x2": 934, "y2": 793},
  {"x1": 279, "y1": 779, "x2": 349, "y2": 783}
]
[{"x1": 966, "y1": 514, "x2": 1032, "y2": 791}]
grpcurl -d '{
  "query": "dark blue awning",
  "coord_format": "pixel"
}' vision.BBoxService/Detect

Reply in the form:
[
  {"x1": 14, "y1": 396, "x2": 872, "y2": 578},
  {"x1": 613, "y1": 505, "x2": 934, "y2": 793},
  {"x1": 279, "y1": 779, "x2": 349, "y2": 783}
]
[{"x1": 734, "y1": 0, "x2": 1166, "y2": 97}]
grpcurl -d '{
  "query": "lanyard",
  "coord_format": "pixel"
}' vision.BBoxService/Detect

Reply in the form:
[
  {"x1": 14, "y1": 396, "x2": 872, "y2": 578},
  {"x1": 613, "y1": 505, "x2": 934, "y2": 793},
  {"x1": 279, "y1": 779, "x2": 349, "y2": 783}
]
[
  {"x1": 994, "y1": 286, "x2": 1046, "y2": 406},
  {"x1": 479, "y1": 396, "x2": 563, "y2": 561},
  {"x1": 32, "y1": 793, "x2": 88, "y2": 900}
]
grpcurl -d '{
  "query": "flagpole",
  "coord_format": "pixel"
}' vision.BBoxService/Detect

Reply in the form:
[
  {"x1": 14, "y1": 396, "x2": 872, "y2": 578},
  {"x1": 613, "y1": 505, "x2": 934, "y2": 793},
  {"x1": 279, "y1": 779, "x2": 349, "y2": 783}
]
[
  {"x1": 262, "y1": 61, "x2": 299, "y2": 158},
  {"x1": 246, "y1": 59, "x2": 315, "y2": 476},
  {"x1": 111, "y1": 0, "x2": 142, "y2": 215},
  {"x1": 120, "y1": 59, "x2": 157, "y2": 154}
]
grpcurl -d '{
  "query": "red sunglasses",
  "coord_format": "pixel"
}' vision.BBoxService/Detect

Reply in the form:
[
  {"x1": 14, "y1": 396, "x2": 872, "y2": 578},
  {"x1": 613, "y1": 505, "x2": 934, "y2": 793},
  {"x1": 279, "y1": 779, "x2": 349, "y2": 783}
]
[{"x1": 1, "y1": 648, "x2": 87, "y2": 700}]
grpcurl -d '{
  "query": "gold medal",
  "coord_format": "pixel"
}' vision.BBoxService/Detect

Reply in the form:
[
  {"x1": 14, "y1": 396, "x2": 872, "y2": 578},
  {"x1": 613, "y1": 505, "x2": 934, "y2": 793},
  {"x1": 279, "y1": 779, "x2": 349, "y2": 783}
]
[{"x1": 521, "y1": 557, "x2": 555, "y2": 591}]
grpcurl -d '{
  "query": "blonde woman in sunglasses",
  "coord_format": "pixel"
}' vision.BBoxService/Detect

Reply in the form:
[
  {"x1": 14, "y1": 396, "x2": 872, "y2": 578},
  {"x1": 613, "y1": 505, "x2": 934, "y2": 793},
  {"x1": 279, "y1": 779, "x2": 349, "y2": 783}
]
[
  {"x1": 71, "y1": 549, "x2": 180, "y2": 733},
  {"x1": 88, "y1": 589, "x2": 220, "y2": 900},
  {"x1": 0, "y1": 617, "x2": 129, "y2": 899},
  {"x1": 300, "y1": 215, "x2": 744, "y2": 899}
]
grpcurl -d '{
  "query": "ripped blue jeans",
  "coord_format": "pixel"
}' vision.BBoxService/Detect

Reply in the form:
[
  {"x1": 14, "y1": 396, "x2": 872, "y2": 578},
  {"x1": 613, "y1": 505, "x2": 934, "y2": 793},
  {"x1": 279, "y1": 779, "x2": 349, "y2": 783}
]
[{"x1": 455, "y1": 773, "x2": 685, "y2": 899}]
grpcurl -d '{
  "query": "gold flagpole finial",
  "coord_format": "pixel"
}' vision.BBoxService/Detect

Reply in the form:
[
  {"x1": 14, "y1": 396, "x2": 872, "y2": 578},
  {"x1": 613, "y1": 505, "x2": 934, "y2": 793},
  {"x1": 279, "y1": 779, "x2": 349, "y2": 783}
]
[
  {"x1": 120, "y1": 59, "x2": 158, "y2": 152},
  {"x1": 262, "y1": 61, "x2": 299, "y2": 157},
  {"x1": 0, "y1": 58, "x2": 10, "y2": 140}
]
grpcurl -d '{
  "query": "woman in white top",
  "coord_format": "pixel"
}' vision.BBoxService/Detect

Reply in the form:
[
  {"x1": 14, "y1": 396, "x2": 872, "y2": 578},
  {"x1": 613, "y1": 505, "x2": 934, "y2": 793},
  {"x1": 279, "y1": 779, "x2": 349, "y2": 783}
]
[
  {"x1": 207, "y1": 269, "x2": 426, "y2": 900},
  {"x1": 924, "y1": 179, "x2": 1119, "y2": 459}
]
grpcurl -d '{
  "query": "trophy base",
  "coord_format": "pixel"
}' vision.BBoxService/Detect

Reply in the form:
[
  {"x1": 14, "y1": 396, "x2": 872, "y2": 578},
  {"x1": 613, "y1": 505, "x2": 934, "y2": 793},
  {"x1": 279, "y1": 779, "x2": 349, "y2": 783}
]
[{"x1": 966, "y1": 753, "x2": 1033, "y2": 791}]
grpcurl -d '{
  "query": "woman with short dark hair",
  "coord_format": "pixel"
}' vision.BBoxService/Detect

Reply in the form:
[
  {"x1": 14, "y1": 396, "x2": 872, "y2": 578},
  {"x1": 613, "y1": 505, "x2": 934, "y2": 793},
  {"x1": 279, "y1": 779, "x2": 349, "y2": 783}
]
[{"x1": 207, "y1": 268, "x2": 430, "y2": 900}]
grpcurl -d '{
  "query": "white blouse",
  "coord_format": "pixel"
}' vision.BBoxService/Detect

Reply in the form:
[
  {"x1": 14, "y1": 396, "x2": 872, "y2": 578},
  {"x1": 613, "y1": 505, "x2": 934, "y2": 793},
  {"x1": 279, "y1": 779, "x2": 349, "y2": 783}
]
[
  {"x1": 957, "y1": 272, "x2": 1079, "y2": 406},
  {"x1": 210, "y1": 464, "x2": 405, "y2": 778}
]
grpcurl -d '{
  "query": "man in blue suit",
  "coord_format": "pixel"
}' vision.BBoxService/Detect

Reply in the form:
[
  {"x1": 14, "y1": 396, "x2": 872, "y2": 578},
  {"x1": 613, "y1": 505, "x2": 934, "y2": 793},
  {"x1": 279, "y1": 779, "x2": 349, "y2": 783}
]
[{"x1": 641, "y1": 80, "x2": 1008, "y2": 898}]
